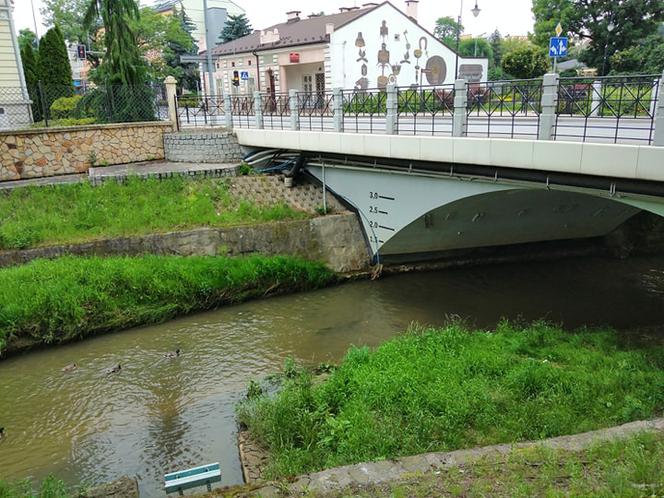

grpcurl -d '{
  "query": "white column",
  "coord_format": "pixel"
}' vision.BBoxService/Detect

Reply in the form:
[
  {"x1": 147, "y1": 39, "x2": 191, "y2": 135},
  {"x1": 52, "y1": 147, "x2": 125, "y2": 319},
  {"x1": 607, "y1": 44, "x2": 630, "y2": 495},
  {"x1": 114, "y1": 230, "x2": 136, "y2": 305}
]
[
  {"x1": 590, "y1": 80, "x2": 602, "y2": 117},
  {"x1": 289, "y1": 89, "x2": 300, "y2": 131},
  {"x1": 223, "y1": 91, "x2": 233, "y2": 129},
  {"x1": 653, "y1": 71, "x2": 664, "y2": 146},
  {"x1": 538, "y1": 73, "x2": 560, "y2": 141},
  {"x1": 254, "y1": 91, "x2": 264, "y2": 129},
  {"x1": 452, "y1": 79, "x2": 468, "y2": 137},
  {"x1": 385, "y1": 84, "x2": 398, "y2": 135},
  {"x1": 332, "y1": 87, "x2": 344, "y2": 133},
  {"x1": 164, "y1": 76, "x2": 178, "y2": 126}
]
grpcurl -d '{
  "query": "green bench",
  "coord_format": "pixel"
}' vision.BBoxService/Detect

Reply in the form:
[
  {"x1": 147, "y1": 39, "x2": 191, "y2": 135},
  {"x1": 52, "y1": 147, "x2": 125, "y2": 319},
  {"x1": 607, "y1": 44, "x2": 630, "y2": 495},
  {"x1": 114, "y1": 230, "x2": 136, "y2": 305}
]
[{"x1": 164, "y1": 462, "x2": 221, "y2": 495}]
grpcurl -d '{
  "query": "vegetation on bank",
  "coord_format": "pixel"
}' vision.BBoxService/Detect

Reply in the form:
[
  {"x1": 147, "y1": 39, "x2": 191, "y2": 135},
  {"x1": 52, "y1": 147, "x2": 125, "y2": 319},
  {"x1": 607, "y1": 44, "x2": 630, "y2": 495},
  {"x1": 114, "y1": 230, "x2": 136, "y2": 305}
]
[
  {"x1": 0, "y1": 177, "x2": 308, "y2": 250},
  {"x1": 320, "y1": 432, "x2": 664, "y2": 498},
  {"x1": 237, "y1": 321, "x2": 664, "y2": 478},
  {"x1": 0, "y1": 474, "x2": 69, "y2": 498},
  {"x1": 0, "y1": 255, "x2": 335, "y2": 356}
]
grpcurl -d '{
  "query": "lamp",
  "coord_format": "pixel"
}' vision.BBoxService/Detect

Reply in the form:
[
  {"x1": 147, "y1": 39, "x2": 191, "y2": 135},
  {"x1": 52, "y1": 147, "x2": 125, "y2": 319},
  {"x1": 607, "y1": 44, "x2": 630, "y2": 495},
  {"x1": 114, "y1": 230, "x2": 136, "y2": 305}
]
[
  {"x1": 471, "y1": 1, "x2": 481, "y2": 18},
  {"x1": 455, "y1": 0, "x2": 481, "y2": 79}
]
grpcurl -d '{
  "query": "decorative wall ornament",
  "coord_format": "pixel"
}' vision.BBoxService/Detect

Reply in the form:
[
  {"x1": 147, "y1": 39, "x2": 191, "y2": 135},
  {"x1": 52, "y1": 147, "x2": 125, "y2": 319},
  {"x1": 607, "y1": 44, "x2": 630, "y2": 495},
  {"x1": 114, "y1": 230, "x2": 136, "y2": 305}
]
[{"x1": 424, "y1": 55, "x2": 446, "y2": 85}]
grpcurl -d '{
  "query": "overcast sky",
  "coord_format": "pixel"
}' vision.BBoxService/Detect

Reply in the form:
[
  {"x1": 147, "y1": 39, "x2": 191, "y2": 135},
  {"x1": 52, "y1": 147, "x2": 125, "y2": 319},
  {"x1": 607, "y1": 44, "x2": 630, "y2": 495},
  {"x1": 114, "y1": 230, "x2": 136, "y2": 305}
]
[{"x1": 13, "y1": 0, "x2": 536, "y2": 40}]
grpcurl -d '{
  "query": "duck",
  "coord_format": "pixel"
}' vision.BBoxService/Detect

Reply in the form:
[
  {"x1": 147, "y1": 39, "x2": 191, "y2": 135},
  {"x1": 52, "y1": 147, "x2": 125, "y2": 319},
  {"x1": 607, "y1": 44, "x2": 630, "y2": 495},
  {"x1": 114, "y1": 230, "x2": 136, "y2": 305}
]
[
  {"x1": 62, "y1": 363, "x2": 77, "y2": 373},
  {"x1": 164, "y1": 349, "x2": 181, "y2": 359},
  {"x1": 104, "y1": 364, "x2": 121, "y2": 375},
  {"x1": 0, "y1": 427, "x2": 5, "y2": 439}
]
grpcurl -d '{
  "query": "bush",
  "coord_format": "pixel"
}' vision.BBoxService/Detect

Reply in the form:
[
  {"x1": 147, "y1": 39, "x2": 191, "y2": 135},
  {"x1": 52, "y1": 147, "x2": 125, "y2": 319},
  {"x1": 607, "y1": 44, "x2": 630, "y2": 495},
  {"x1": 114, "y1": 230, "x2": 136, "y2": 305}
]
[
  {"x1": 502, "y1": 45, "x2": 549, "y2": 79},
  {"x1": 49, "y1": 95, "x2": 83, "y2": 119}
]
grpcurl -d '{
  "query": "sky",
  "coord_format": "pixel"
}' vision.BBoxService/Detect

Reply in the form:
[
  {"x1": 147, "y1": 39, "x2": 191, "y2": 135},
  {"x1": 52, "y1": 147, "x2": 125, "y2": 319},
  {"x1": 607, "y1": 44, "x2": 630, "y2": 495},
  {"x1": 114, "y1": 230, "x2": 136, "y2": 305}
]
[{"x1": 13, "y1": 0, "x2": 536, "y2": 40}]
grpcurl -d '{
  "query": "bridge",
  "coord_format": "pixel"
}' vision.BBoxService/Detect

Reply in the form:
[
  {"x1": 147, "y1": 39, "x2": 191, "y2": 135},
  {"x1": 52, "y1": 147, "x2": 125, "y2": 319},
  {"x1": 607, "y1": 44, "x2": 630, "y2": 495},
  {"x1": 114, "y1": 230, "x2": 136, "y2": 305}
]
[{"x1": 173, "y1": 72, "x2": 664, "y2": 263}]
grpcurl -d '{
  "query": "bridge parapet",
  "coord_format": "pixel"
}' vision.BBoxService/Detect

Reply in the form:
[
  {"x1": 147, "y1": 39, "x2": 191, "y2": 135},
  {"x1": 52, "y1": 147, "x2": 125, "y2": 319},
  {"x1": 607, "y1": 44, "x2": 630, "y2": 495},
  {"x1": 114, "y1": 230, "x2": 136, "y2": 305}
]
[{"x1": 175, "y1": 72, "x2": 664, "y2": 147}]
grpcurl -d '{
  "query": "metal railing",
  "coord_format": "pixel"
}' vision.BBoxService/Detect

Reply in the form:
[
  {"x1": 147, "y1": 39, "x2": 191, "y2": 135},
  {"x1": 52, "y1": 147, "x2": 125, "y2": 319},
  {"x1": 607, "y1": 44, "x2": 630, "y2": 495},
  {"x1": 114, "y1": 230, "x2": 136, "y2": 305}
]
[
  {"x1": 396, "y1": 84, "x2": 455, "y2": 136},
  {"x1": 467, "y1": 78, "x2": 543, "y2": 139},
  {"x1": 554, "y1": 74, "x2": 661, "y2": 144},
  {"x1": 172, "y1": 72, "x2": 664, "y2": 146}
]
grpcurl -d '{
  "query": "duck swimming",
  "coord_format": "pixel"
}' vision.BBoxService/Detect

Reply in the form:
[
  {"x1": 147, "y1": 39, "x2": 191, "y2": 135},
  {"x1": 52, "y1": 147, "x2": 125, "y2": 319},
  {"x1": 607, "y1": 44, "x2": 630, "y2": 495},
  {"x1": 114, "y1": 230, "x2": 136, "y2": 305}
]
[
  {"x1": 164, "y1": 349, "x2": 181, "y2": 359},
  {"x1": 62, "y1": 363, "x2": 77, "y2": 373},
  {"x1": 104, "y1": 364, "x2": 121, "y2": 375}
]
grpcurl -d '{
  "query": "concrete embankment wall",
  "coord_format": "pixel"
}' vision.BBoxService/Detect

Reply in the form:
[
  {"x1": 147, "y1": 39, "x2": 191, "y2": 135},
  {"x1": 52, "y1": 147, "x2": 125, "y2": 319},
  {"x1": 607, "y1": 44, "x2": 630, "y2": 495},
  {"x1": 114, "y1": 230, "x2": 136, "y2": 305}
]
[
  {"x1": 0, "y1": 214, "x2": 370, "y2": 273},
  {"x1": 0, "y1": 122, "x2": 173, "y2": 181},
  {"x1": 164, "y1": 129, "x2": 243, "y2": 163}
]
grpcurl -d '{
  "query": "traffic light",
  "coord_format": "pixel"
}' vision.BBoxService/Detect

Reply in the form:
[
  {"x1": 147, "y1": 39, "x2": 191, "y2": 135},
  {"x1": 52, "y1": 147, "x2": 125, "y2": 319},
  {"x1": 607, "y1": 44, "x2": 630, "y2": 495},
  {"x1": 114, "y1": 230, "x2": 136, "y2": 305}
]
[
  {"x1": 77, "y1": 44, "x2": 87, "y2": 60},
  {"x1": 232, "y1": 71, "x2": 240, "y2": 87}
]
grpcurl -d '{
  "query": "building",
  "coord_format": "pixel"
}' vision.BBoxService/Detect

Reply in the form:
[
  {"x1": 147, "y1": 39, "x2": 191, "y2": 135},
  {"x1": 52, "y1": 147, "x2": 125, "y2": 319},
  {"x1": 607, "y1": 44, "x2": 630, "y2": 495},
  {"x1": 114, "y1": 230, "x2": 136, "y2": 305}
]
[
  {"x1": 154, "y1": 0, "x2": 246, "y2": 53},
  {"x1": 202, "y1": 1, "x2": 488, "y2": 96},
  {"x1": 0, "y1": 0, "x2": 32, "y2": 129}
]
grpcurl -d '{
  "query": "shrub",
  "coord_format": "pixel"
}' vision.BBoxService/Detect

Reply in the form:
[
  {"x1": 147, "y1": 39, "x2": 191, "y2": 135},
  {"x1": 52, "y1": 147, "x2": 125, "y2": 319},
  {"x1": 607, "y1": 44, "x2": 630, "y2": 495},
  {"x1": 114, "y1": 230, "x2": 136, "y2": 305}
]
[
  {"x1": 49, "y1": 95, "x2": 83, "y2": 119},
  {"x1": 502, "y1": 45, "x2": 549, "y2": 79}
]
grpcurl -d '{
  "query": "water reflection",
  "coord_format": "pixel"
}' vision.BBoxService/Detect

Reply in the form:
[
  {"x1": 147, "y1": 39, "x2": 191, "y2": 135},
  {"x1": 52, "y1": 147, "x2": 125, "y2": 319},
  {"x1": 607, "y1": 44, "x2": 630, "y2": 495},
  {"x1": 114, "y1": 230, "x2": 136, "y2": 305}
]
[{"x1": 1, "y1": 255, "x2": 664, "y2": 495}]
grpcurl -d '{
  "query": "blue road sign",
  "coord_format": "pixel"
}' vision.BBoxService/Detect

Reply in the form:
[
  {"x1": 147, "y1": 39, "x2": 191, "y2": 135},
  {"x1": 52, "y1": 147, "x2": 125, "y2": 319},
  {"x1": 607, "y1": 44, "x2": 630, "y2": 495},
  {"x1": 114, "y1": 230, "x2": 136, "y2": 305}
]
[
  {"x1": 549, "y1": 37, "x2": 568, "y2": 57},
  {"x1": 240, "y1": 71, "x2": 250, "y2": 81}
]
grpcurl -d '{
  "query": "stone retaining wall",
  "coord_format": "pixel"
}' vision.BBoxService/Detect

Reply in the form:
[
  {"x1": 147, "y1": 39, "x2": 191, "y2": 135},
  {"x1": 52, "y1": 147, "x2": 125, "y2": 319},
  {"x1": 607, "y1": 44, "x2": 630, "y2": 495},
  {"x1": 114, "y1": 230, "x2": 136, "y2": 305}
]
[
  {"x1": 164, "y1": 129, "x2": 243, "y2": 163},
  {"x1": 0, "y1": 122, "x2": 173, "y2": 181},
  {"x1": 0, "y1": 214, "x2": 370, "y2": 273}
]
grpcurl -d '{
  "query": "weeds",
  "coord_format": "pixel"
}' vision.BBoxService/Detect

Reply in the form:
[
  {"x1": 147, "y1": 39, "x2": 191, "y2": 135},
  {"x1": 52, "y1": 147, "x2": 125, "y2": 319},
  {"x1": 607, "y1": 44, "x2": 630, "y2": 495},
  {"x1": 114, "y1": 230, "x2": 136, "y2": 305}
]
[
  {"x1": 0, "y1": 475, "x2": 69, "y2": 498},
  {"x1": 0, "y1": 254, "x2": 335, "y2": 355},
  {"x1": 0, "y1": 177, "x2": 308, "y2": 250},
  {"x1": 237, "y1": 321, "x2": 664, "y2": 479}
]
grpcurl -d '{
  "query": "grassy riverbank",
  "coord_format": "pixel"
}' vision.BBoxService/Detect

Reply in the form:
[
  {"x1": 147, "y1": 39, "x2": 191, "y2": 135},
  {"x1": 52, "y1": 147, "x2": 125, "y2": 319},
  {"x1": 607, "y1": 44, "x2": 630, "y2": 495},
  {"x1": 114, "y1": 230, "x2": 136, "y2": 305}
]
[
  {"x1": 0, "y1": 177, "x2": 307, "y2": 250},
  {"x1": 237, "y1": 322, "x2": 664, "y2": 478},
  {"x1": 0, "y1": 254, "x2": 335, "y2": 356},
  {"x1": 0, "y1": 475, "x2": 69, "y2": 498}
]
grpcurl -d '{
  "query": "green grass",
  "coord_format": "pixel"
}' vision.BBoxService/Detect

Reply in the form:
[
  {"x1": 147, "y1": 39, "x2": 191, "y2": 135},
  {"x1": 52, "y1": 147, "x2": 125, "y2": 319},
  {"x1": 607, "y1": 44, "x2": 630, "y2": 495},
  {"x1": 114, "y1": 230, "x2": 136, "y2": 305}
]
[
  {"x1": 0, "y1": 475, "x2": 69, "y2": 498},
  {"x1": 0, "y1": 254, "x2": 335, "y2": 355},
  {"x1": 0, "y1": 177, "x2": 308, "y2": 250},
  {"x1": 237, "y1": 321, "x2": 664, "y2": 478},
  {"x1": 317, "y1": 432, "x2": 664, "y2": 498}
]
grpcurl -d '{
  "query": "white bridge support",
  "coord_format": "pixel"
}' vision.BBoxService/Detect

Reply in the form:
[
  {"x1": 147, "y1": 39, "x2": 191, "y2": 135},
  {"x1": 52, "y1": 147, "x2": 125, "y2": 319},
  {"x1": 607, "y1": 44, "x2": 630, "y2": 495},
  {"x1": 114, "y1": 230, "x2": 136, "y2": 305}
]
[{"x1": 306, "y1": 164, "x2": 658, "y2": 261}]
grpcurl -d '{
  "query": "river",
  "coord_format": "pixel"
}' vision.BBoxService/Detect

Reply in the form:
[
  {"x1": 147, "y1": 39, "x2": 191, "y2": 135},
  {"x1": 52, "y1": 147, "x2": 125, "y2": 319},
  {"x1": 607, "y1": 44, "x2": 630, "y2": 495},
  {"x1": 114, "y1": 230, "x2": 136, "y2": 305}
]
[{"x1": 1, "y1": 255, "x2": 664, "y2": 496}]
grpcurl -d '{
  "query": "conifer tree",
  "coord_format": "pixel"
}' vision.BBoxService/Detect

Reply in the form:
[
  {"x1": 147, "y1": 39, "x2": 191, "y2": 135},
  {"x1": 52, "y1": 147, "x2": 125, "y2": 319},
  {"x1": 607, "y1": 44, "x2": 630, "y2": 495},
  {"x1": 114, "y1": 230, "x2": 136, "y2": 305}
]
[
  {"x1": 20, "y1": 43, "x2": 42, "y2": 121},
  {"x1": 37, "y1": 25, "x2": 73, "y2": 109}
]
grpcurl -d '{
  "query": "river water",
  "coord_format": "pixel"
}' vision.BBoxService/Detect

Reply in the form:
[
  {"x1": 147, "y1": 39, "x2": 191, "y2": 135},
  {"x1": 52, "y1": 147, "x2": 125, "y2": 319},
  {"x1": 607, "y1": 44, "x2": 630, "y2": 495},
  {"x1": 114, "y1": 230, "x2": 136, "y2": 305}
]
[{"x1": 1, "y1": 255, "x2": 664, "y2": 496}]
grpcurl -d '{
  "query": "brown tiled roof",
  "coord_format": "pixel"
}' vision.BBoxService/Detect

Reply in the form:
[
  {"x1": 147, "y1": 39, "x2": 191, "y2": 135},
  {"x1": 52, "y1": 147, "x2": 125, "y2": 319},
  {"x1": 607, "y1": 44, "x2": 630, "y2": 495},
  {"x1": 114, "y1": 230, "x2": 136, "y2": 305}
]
[{"x1": 207, "y1": 6, "x2": 378, "y2": 57}]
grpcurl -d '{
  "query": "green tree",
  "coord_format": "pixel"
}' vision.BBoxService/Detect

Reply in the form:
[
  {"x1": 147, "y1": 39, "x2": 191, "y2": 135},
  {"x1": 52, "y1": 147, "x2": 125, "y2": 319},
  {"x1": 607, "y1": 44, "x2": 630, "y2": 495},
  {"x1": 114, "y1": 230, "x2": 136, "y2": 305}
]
[
  {"x1": 20, "y1": 43, "x2": 42, "y2": 120},
  {"x1": 37, "y1": 26, "x2": 73, "y2": 109},
  {"x1": 84, "y1": 0, "x2": 146, "y2": 86},
  {"x1": 489, "y1": 30, "x2": 503, "y2": 68},
  {"x1": 611, "y1": 34, "x2": 664, "y2": 74},
  {"x1": 18, "y1": 29, "x2": 37, "y2": 52},
  {"x1": 434, "y1": 16, "x2": 463, "y2": 47},
  {"x1": 502, "y1": 45, "x2": 549, "y2": 79},
  {"x1": 219, "y1": 14, "x2": 253, "y2": 43},
  {"x1": 459, "y1": 37, "x2": 493, "y2": 60},
  {"x1": 532, "y1": 0, "x2": 664, "y2": 74},
  {"x1": 41, "y1": 0, "x2": 92, "y2": 43}
]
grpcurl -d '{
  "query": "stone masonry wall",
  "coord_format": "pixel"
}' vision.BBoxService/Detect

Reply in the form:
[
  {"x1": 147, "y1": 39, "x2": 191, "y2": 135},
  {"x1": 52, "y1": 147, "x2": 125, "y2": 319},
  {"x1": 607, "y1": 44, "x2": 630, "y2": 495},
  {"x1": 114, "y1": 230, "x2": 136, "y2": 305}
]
[
  {"x1": 0, "y1": 122, "x2": 172, "y2": 182},
  {"x1": 164, "y1": 129, "x2": 243, "y2": 163},
  {"x1": 0, "y1": 214, "x2": 370, "y2": 273}
]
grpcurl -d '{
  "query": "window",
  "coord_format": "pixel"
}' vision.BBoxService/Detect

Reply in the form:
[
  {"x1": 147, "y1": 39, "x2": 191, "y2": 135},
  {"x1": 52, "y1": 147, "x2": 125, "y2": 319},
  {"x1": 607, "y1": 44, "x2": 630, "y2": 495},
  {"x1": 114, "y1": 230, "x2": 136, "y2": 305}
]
[{"x1": 248, "y1": 60, "x2": 252, "y2": 65}]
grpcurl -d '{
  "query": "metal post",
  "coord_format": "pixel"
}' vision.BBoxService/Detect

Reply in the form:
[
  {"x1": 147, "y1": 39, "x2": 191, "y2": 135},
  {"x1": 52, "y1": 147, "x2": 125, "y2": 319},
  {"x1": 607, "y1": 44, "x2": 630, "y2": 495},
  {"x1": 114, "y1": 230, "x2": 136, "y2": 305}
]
[
  {"x1": 289, "y1": 89, "x2": 300, "y2": 131},
  {"x1": 223, "y1": 91, "x2": 233, "y2": 129},
  {"x1": 203, "y1": 0, "x2": 215, "y2": 97},
  {"x1": 454, "y1": 0, "x2": 464, "y2": 80},
  {"x1": 332, "y1": 87, "x2": 344, "y2": 133},
  {"x1": 452, "y1": 78, "x2": 468, "y2": 137},
  {"x1": 322, "y1": 162, "x2": 327, "y2": 214},
  {"x1": 653, "y1": 71, "x2": 664, "y2": 146},
  {"x1": 37, "y1": 81, "x2": 48, "y2": 127},
  {"x1": 590, "y1": 80, "x2": 602, "y2": 117},
  {"x1": 538, "y1": 72, "x2": 560, "y2": 141},
  {"x1": 385, "y1": 84, "x2": 398, "y2": 135},
  {"x1": 253, "y1": 91, "x2": 264, "y2": 129}
]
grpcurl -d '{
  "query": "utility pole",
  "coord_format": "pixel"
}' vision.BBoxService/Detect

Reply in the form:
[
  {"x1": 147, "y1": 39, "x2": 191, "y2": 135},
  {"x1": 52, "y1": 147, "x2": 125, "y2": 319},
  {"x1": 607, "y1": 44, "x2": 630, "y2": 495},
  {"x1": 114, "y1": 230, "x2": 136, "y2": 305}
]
[
  {"x1": 30, "y1": 0, "x2": 39, "y2": 45},
  {"x1": 203, "y1": 0, "x2": 216, "y2": 96}
]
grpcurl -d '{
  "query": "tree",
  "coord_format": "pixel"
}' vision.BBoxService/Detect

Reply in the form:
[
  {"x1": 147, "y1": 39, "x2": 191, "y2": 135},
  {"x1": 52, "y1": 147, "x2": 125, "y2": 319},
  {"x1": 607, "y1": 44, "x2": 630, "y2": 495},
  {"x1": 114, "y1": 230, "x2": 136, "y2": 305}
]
[
  {"x1": 611, "y1": 34, "x2": 664, "y2": 74},
  {"x1": 489, "y1": 30, "x2": 503, "y2": 68},
  {"x1": 434, "y1": 16, "x2": 463, "y2": 47},
  {"x1": 532, "y1": 0, "x2": 664, "y2": 74},
  {"x1": 502, "y1": 45, "x2": 549, "y2": 79},
  {"x1": 18, "y1": 29, "x2": 37, "y2": 52},
  {"x1": 219, "y1": 14, "x2": 252, "y2": 43},
  {"x1": 37, "y1": 25, "x2": 73, "y2": 108},
  {"x1": 20, "y1": 43, "x2": 42, "y2": 120},
  {"x1": 458, "y1": 38, "x2": 493, "y2": 60},
  {"x1": 84, "y1": 0, "x2": 146, "y2": 86},
  {"x1": 41, "y1": 0, "x2": 91, "y2": 43}
]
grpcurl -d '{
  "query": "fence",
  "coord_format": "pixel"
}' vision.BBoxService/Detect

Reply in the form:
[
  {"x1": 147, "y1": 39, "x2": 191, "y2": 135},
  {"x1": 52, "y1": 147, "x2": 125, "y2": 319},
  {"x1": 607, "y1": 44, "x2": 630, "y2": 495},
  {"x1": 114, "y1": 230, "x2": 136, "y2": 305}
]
[
  {"x1": 0, "y1": 82, "x2": 167, "y2": 131},
  {"x1": 173, "y1": 72, "x2": 664, "y2": 146}
]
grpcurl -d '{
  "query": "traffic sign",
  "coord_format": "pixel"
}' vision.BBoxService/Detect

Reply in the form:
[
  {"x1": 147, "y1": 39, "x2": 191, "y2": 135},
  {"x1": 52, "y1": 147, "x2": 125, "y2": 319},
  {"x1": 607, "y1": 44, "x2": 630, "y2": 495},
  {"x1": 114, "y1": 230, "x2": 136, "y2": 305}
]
[
  {"x1": 240, "y1": 71, "x2": 250, "y2": 81},
  {"x1": 549, "y1": 37, "x2": 568, "y2": 57},
  {"x1": 555, "y1": 22, "x2": 563, "y2": 37}
]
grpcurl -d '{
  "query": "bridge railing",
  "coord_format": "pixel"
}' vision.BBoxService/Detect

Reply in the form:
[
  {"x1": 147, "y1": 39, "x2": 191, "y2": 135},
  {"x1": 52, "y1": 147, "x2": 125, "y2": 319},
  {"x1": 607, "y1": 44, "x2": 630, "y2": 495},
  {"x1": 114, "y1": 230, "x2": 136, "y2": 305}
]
[
  {"x1": 174, "y1": 70, "x2": 664, "y2": 145},
  {"x1": 554, "y1": 74, "x2": 661, "y2": 144}
]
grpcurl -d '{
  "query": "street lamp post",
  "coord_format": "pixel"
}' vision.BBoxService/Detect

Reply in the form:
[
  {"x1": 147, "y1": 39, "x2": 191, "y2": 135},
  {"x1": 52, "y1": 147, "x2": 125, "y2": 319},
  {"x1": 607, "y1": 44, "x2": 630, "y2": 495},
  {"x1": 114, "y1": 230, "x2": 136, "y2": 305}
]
[
  {"x1": 601, "y1": 19, "x2": 615, "y2": 76},
  {"x1": 455, "y1": 0, "x2": 481, "y2": 80}
]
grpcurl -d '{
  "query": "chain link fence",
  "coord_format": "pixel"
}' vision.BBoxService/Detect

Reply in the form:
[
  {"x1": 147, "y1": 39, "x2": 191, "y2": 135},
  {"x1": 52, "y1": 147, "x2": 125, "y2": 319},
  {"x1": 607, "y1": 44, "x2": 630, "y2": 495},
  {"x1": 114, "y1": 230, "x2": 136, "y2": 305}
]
[{"x1": 0, "y1": 82, "x2": 168, "y2": 131}]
